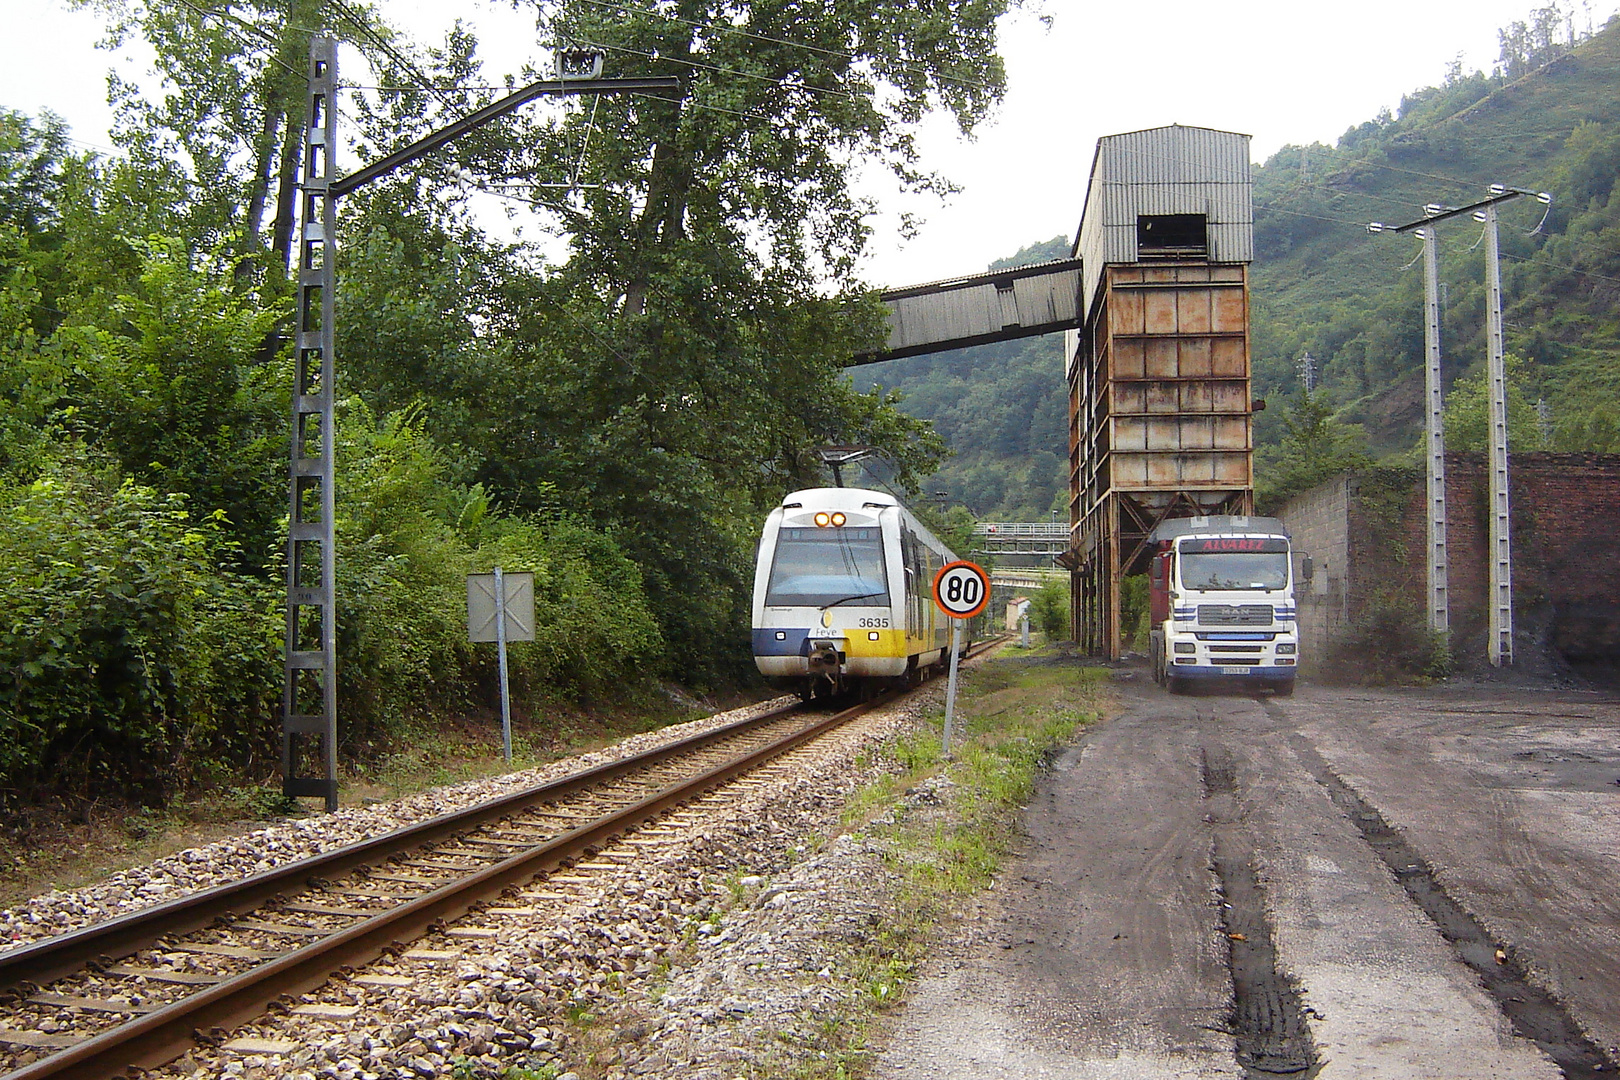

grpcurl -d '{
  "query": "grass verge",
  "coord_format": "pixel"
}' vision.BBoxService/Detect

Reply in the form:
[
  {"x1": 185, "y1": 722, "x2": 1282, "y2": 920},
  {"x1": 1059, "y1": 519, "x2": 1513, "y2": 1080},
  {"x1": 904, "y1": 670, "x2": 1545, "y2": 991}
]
[{"x1": 778, "y1": 656, "x2": 1110, "y2": 1079}]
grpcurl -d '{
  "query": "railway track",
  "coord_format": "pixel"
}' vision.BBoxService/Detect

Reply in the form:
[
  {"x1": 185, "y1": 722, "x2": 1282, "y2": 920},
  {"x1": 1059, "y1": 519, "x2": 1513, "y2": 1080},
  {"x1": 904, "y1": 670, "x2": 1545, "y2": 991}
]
[{"x1": 0, "y1": 638, "x2": 1003, "y2": 1080}]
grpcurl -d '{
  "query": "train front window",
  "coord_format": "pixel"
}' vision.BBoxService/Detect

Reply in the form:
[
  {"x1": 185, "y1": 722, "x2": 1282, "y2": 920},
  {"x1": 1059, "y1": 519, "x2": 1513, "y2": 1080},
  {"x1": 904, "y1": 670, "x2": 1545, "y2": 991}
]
[{"x1": 766, "y1": 527, "x2": 890, "y2": 607}]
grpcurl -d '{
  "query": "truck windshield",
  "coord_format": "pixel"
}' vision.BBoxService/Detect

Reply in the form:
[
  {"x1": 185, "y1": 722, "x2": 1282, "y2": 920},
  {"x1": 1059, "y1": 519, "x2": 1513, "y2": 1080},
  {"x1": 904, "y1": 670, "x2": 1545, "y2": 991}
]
[
  {"x1": 765, "y1": 527, "x2": 890, "y2": 607},
  {"x1": 1179, "y1": 551, "x2": 1289, "y2": 591}
]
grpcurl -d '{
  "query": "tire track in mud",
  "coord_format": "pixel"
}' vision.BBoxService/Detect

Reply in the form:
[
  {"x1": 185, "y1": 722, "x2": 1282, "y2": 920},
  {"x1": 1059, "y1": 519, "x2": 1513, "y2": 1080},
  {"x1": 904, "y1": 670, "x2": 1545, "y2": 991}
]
[
  {"x1": 1275, "y1": 712, "x2": 1617, "y2": 1080},
  {"x1": 1201, "y1": 746, "x2": 1320, "y2": 1078}
]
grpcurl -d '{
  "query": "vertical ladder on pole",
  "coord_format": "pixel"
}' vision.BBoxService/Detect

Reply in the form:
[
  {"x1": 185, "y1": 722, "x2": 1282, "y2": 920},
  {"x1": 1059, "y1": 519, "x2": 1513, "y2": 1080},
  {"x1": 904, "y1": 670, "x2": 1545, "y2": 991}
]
[
  {"x1": 1420, "y1": 226, "x2": 1449, "y2": 637},
  {"x1": 283, "y1": 36, "x2": 340, "y2": 810},
  {"x1": 1482, "y1": 203, "x2": 1513, "y2": 666}
]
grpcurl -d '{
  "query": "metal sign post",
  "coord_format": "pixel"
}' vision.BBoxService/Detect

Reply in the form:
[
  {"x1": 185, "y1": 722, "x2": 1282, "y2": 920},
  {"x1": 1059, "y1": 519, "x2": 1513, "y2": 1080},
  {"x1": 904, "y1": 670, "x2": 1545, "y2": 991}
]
[
  {"x1": 942, "y1": 621, "x2": 964, "y2": 758},
  {"x1": 932, "y1": 560, "x2": 990, "y2": 760},
  {"x1": 468, "y1": 569, "x2": 535, "y2": 762}
]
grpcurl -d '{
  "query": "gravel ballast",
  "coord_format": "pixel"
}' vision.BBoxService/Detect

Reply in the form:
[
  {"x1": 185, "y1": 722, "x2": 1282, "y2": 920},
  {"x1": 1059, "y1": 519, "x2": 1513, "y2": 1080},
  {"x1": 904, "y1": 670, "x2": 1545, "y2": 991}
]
[{"x1": 3, "y1": 672, "x2": 992, "y2": 1080}]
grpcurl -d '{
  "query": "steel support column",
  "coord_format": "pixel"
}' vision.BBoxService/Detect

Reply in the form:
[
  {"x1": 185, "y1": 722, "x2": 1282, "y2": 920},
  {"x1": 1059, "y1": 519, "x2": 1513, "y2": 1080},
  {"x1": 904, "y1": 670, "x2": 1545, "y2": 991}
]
[
  {"x1": 274, "y1": 40, "x2": 680, "y2": 811},
  {"x1": 283, "y1": 38, "x2": 339, "y2": 810}
]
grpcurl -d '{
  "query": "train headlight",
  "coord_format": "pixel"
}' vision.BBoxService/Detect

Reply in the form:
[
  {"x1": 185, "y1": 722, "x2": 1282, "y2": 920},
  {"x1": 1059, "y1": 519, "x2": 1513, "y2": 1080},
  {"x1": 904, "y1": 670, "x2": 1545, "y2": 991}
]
[
  {"x1": 814, "y1": 512, "x2": 831, "y2": 527},
  {"x1": 831, "y1": 512, "x2": 846, "y2": 526},
  {"x1": 868, "y1": 631, "x2": 880, "y2": 641}
]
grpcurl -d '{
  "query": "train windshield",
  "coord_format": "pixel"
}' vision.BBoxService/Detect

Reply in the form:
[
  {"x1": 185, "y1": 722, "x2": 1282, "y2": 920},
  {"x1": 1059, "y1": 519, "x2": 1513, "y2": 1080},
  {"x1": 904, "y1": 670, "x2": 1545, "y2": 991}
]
[
  {"x1": 765, "y1": 527, "x2": 890, "y2": 607},
  {"x1": 1178, "y1": 539, "x2": 1290, "y2": 591}
]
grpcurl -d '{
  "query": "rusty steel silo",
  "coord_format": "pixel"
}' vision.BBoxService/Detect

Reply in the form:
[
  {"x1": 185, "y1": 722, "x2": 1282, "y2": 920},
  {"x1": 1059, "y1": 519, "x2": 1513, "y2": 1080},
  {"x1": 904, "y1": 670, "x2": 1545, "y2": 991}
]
[{"x1": 1064, "y1": 125, "x2": 1256, "y2": 658}]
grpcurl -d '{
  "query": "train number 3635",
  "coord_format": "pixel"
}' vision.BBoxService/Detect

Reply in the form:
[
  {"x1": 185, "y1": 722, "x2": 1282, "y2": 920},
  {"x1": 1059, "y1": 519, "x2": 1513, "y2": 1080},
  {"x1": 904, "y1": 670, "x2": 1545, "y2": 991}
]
[{"x1": 857, "y1": 618, "x2": 890, "y2": 628}]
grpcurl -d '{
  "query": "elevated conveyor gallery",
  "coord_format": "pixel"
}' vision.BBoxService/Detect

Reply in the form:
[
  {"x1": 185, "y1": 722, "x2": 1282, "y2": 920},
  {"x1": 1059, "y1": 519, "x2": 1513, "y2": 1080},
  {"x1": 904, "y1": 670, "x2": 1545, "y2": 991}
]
[{"x1": 851, "y1": 258, "x2": 1083, "y2": 364}]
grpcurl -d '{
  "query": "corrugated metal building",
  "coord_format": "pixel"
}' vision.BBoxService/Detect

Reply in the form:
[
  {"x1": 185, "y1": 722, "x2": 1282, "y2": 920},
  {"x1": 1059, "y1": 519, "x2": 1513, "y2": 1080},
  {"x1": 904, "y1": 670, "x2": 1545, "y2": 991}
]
[
  {"x1": 1073, "y1": 125, "x2": 1253, "y2": 327},
  {"x1": 1065, "y1": 126, "x2": 1256, "y2": 657}
]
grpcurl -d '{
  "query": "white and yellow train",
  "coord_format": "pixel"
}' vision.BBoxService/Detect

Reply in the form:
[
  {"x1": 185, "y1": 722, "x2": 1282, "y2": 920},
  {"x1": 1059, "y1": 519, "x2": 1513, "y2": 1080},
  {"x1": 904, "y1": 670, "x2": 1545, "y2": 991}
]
[{"x1": 751, "y1": 487, "x2": 971, "y2": 698}]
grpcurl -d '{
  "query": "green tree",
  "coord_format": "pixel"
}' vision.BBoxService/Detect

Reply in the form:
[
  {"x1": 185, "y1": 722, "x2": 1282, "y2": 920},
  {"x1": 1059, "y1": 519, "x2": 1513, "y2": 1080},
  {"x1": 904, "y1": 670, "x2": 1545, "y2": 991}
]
[
  {"x1": 1440, "y1": 355, "x2": 1548, "y2": 453},
  {"x1": 0, "y1": 109, "x2": 72, "y2": 241},
  {"x1": 75, "y1": 0, "x2": 409, "y2": 277},
  {"x1": 329, "y1": 0, "x2": 1013, "y2": 682},
  {"x1": 1030, "y1": 577, "x2": 1069, "y2": 640},
  {"x1": 1256, "y1": 391, "x2": 1372, "y2": 511}
]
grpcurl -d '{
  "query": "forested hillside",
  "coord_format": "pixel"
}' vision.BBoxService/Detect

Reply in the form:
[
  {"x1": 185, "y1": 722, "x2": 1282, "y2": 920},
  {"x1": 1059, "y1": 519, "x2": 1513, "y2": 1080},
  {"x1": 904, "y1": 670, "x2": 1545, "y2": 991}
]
[
  {"x1": 1251, "y1": 6, "x2": 1620, "y2": 462},
  {"x1": 874, "y1": 5, "x2": 1620, "y2": 514}
]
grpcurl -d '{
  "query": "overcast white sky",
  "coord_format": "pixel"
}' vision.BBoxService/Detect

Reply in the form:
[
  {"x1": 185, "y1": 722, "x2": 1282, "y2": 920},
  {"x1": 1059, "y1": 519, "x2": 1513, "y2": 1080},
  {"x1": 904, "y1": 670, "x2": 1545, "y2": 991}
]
[{"x1": 2, "y1": 0, "x2": 1612, "y2": 287}]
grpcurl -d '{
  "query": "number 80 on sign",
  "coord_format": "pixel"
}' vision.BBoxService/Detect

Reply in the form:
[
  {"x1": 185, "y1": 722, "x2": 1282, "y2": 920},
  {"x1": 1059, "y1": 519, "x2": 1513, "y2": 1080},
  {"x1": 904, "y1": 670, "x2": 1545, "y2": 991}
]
[{"x1": 932, "y1": 560, "x2": 990, "y2": 619}]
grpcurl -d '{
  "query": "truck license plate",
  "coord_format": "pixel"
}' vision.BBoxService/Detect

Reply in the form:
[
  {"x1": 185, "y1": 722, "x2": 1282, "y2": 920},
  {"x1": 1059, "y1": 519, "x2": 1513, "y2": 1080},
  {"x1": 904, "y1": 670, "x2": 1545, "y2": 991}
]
[{"x1": 1221, "y1": 666, "x2": 1249, "y2": 675}]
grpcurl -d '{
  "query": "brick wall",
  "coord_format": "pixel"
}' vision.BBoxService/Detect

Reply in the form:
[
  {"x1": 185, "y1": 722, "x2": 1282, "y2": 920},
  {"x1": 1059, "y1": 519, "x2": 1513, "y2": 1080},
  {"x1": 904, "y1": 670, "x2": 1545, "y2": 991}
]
[
  {"x1": 1278, "y1": 453, "x2": 1620, "y2": 678},
  {"x1": 1275, "y1": 477, "x2": 1351, "y2": 672},
  {"x1": 1446, "y1": 452, "x2": 1620, "y2": 669}
]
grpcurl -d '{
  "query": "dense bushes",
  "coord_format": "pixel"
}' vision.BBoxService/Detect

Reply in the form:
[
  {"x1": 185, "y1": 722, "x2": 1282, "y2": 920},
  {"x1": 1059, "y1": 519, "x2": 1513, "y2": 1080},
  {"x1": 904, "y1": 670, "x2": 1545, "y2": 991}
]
[
  {"x1": 0, "y1": 413, "x2": 668, "y2": 799},
  {"x1": 0, "y1": 456, "x2": 280, "y2": 802},
  {"x1": 332, "y1": 404, "x2": 665, "y2": 744}
]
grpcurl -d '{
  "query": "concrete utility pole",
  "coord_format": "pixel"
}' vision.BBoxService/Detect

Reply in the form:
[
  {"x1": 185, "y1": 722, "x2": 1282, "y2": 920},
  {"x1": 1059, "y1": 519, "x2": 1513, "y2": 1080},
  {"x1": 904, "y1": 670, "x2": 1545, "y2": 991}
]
[
  {"x1": 1369, "y1": 184, "x2": 1545, "y2": 669},
  {"x1": 1419, "y1": 224, "x2": 1450, "y2": 637},
  {"x1": 1481, "y1": 200, "x2": 1513, "y2": 666},
  {"x1": 281, "y1": 37, "x2": 679, "y2": 810}
]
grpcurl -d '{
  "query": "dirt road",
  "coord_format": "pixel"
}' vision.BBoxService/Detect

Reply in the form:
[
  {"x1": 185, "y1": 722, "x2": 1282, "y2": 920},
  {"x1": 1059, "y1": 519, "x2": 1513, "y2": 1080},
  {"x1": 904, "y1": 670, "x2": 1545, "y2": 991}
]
[{"x1": 874, "y1": 671, "x2": 1620, "y2": 1079}]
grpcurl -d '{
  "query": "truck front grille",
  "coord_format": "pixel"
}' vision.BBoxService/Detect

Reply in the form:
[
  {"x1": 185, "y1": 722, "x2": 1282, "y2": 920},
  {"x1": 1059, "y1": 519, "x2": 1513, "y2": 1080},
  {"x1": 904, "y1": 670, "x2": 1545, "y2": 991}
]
[{"x1": 1197, "y1": 604, "x2": 1273, "y2": 627}]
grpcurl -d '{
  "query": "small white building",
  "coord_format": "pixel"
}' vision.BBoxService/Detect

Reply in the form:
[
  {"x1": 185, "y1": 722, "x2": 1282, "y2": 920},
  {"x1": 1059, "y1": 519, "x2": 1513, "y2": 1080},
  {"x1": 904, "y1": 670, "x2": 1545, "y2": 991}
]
[{"x1": 1005, "y1": 596, "x2": 1032, "y2": 632}]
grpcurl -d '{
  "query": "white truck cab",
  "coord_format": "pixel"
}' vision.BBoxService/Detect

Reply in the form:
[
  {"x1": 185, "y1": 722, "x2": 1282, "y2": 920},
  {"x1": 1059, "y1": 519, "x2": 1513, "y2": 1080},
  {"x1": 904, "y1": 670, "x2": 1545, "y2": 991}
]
[{"x1": 1147, "y1": 516, "x2": 1301, "y2": 696}]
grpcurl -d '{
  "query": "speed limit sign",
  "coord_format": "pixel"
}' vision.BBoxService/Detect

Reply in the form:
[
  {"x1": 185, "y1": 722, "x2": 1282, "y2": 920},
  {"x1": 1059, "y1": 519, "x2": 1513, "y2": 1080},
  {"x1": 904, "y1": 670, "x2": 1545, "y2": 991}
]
[{"x1": 933, "y1": 560, "x2": 990, "y2": 619}]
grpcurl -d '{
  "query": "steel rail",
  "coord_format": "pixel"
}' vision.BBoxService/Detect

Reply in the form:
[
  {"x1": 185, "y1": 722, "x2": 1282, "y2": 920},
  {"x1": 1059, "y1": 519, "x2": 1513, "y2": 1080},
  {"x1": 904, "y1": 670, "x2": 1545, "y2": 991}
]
[
  {"x1": 3, "y1": 635, "x2": 1008, "y2": 1080},
  {"x1": 0, "y1": 700, "x2": 803, "y2": 993},
  {"x1": 2, "y1": 693, "x2": 893, "y2": 1080}
]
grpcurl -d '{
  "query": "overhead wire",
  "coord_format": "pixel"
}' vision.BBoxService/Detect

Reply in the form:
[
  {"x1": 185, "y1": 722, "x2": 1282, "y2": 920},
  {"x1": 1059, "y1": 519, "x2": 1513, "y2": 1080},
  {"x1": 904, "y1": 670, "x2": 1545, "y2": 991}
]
[
  {"x1": 165, "y1": 0, "x2": 306, "y2": 78},
  {"x1": 325, "y1": 0, "x2": 468, "y2": 114},
  {"x1": 1499, "y1": 252, "x2": 1620, "y2": 287},
  {"x1": 1250, "y1": 202, "x2": 1370, "y2": 229}
]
